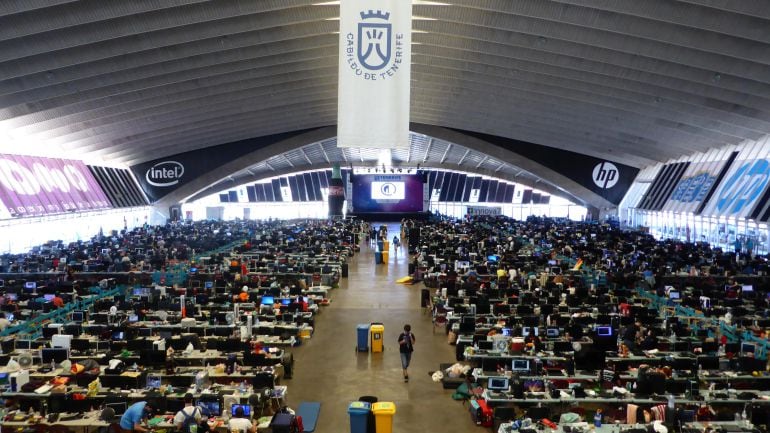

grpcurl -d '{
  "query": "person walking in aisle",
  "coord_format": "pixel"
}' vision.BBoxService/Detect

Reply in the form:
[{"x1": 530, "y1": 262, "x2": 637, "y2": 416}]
[{"x1": 398, "y1": 324, "x2": 415, "y2": 382}]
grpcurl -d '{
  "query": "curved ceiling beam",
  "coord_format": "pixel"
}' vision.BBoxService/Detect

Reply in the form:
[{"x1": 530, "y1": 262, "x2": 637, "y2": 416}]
[{"x1": 153, "y1": 126, "x2": 615, "y2": 214}]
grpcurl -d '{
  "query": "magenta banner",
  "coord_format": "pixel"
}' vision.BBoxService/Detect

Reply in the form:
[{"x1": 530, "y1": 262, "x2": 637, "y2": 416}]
[{"x1": 0, "y1": 154, "x2": 112, "y2": 218}]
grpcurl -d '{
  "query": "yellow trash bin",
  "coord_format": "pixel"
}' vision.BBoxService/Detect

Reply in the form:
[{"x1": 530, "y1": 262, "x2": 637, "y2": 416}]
[
  {"x1": 372, "y1": 402, "x2": 396, "y2": 433},
  {"x1": 382, "y1": 250, "x2": 389, "y2": 263},
  {"x1": 370, "y1": 323, "x2": 385, "y2": 353},
  {"x1": 383, "y1": 240, "x2": 390, "y2": 251}
]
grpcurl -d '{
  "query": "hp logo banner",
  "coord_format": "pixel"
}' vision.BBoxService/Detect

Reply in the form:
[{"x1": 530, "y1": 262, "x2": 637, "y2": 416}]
[{"x1": 592, "y1": 162, "x2": 619, "y2": 189}]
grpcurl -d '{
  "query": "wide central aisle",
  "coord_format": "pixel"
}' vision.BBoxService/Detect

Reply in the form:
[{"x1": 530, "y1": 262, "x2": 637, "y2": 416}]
[{"x1": 285, "y1": 223, "x2": 476, "y2": 433}]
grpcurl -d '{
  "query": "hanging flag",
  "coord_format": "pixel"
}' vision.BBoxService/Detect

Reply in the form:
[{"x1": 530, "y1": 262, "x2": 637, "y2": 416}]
[{"x1": 338, "y1": 0, "x2": 412, "y2": 149}]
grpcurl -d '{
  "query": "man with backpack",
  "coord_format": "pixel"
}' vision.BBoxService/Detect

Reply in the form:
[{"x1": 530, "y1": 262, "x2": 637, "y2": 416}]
[{"x1": 173, "y1": 393, "x2": 203, "y2": 433}]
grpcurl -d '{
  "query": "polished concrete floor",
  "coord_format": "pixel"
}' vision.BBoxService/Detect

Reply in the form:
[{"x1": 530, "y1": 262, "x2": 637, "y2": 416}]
[{"x1": 285, "y1": 223, "x2": 476, "y2": 432}]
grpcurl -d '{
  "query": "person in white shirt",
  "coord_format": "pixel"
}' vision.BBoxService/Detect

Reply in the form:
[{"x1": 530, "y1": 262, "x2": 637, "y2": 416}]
[
  {"x1": 173, "y1": 393, "x2": 203, "y2": 432},
  {"x1": 227, "y1": 406, "x2": 256, "y2": 433}
]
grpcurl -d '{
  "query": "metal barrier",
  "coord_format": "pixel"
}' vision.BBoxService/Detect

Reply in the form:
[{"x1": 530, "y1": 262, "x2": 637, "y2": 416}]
[{"x1": 0, "y1": 285, "x2": 123, "y2": 339}]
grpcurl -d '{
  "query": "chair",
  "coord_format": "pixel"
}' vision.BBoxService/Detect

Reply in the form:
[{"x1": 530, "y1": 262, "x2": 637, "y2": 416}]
[{"x1": 433, "y1": 307, "x2": 448, "y2": 334}]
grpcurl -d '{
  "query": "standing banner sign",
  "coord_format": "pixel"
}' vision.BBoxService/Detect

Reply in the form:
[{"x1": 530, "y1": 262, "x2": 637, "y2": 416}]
[{"x1": 338, "y1": 0, "x2": 412, "y2": 149}]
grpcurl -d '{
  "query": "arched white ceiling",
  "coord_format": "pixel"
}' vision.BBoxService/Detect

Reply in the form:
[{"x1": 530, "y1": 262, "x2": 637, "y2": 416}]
[{"x1": 1, "y1": 0, "x2": 768, "y2": 174}]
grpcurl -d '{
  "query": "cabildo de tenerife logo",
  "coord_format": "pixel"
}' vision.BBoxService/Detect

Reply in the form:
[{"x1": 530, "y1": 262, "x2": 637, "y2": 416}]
[{"x1": 344, "y1": 9, "x2": 405, "y2": 80}]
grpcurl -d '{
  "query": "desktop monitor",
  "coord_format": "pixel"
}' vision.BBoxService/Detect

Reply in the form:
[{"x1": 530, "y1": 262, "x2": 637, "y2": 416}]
[
  {"x1": 138, "y1": 328, "x2": 153, "y2": 337},
  {"x1": 547, "y1": 260, "x2": 557, "y2": 266},
  {"x1": 146, "y1": 374, "x2": 161, "y2": 389},
  {"x1": 112, "y1": 331, "x2": 125, "y2": 340},
  {"x1": 52, "y1": 334, "x2": 73, "y2": 349},
  {"x1": 5, "y1": 312, "x2": 13, "y2": 322},
  {"x1": 189, "y1": 267, "x2": 198, "y2": 273},
  {"x1": 493, "y1": 304, "x2": 510, "y2": 315},
  {"x1": 522, "y1": 327, "x2": 539, "y2": 338},
  {"x1": 128, "y1": 314, "x2": 139, "y2": 323},
  {"x1": 595, "y1": 326, "x2": 613, "y2": 337},
  {"x1": 197, "y1": 399, "x2": 222, "y2": 417},
  {"x1": 741, "y1": 342, "x2": 756, "y2": 356},
  {"x1": 70, "y1": 339, "x2": 91, "y2": 352},
  {"x1": 24, "y1": 281, "x2": 37, "y2": 291},
  {"x1": 512, "y1": 359, "x2": 530, "y2": 372},
  {"x1": 42, "y1": 326, "x2": 59, "y2": 338},
  {"x1": 669, "y1": 291, "x2": 680, "y2": 300},
  {"x1": 204, "y1": 281, "x2": 214, "y2": 289},
  {"x1": 231, "y1": 404, "x2": 252, "y2": 417},
  {"x1": 70, "y1": 311, "x2": 84, "y2": 323},
  {"x1": 701, "y1": 341, "x2": 718, "y2": 354},
  {"x1": 552, "y1": 341, "x2": 573, "y2": 353},
  {"x1": 281, "y1": 299, "x2": 291, "y2": 306},
  {"x1": 44, "y1": 294, "x2": 55, "y2": 301},
  {"x1": 522, "y1": 316, "x2": 539, "y2": 327},
  {"x1": 139, "y1": 350, "x2": 167, "y2": 366},
  {"x1": 546, "y1": 327, "x2": 559, "y2": 338},
  {"x1": 697, "y1": 356, "x2": 720, "y2": 370},
  {"x1": 487, "y1": 377, "x2": 509, "y2": 391},
  {"x1": 15, "y1": 340, "x2": 33, "y2": 350},
  {"x1": 260, "y1": 296, "x2": 275, "y2": 305},
  {"x1": 42, "y1": 348, "x2": 69, "y2": 364},
  {"x1": 487, "y1": 255, "x2": 499, "y2": 262},
  {"x1": 742, "y1": 285, "x2": 754, "y2": 293},
  {"x1": 501, "y1": 328, "x2": 512, "y2": 337},
  {"x1": 477, "y1": 340, "x2": 494, "y2": 351},
  {"x1": 550, "y1": 267, "x2": 561, "y2": 275},
  {"x1": 105, "y1": 402, "x2": 127, "y2": 416},
  {"x1": 6, "y1": 293, "x2": 17, "y2": 302}
]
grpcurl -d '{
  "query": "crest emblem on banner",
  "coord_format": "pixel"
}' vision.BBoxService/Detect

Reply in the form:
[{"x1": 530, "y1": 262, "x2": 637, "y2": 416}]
[{"x1": 357, "y1": 10, "x2": 392, "y2": 70}]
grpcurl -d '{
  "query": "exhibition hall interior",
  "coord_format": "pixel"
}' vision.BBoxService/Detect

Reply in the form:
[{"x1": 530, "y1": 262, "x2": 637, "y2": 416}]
[{"x1": 0, "y1": 1, "x2": 770, "y2": 433}]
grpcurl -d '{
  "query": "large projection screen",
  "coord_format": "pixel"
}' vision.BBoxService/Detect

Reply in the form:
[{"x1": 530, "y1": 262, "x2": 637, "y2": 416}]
[{"x1": 352, "y1": 174, "x2": 423, "y2": 213}]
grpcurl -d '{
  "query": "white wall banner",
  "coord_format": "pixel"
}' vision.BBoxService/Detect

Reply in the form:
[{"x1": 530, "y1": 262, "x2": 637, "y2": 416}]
[
  {"x1": 467, "y1": 206, "x2": 502, "y2": 216},
  {"x1": 338, "y1": 0, "x2": 412, "y2": 149}
]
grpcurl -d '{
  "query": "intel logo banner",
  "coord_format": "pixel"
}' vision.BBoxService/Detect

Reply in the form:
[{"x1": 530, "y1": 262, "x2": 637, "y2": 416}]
[
  {"x1": 145, "y1": 161, "x2": 184, "y2": 187},
  {"x1": 713, "y1": 159, "x2": 770, "y2": 216},
  {"x1": 0, "y1": 155, "x2": 111, "y2": 217}
]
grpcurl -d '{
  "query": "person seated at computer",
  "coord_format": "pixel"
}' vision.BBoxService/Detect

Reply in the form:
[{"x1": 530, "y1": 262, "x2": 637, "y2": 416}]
[
  {"x1": 621, "y1": 322, "x2": 640, "y2": 350},
  {"x1": 238, "y1": 286, "x2": 250, "y2": 302},
  {"x1": 294, "y1": 295, "x2": 308, "y2": 312},
  {"x1": 0, "y1": 312, "x2": 11, "y2": 331},
  {"x1": 119, "y1": 400, "x2": 156, "y2": 432},
  {"x1": 725, "y1": 281, "x2": 742, "y2": 299},
  {"x1": 228, "y1": 405, "x2": 257, "y2": 433},
  {"x1": 173, "y1": 393, "x2": 203, "y2": 432},
  {"x1": 525, "y1": 329, "x2": 544, "y2": 352},
  {"x1": 639, "y1": 330, "x2": 658, "y2": 351}
]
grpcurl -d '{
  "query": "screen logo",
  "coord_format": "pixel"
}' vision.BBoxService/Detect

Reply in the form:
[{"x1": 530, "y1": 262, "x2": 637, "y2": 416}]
[
  {"x1": 380, "y1": 183, "x2": 397, "y2": 196},
  {"x1": 371, "y1": 181, "x2": 405, "y2": 200},
  {"x1": 592, "y1": 162, "x2": 619, "y2": 189},
  {"x1": 145, "y1": 161, "x2": 184, "y2": 187},
  {"x1": 715, "y1": 159, "x2": 770, "y2": 215}
]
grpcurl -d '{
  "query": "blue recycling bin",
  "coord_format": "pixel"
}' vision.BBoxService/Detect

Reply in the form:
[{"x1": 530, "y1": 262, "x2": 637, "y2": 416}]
[
  {"x1": 348, "y1": 401, "x2": 371, "y2": 433},
  {"x1": 374, "y1": 252, "x2": 383, "y2": 264},
  {"x1": 356, "y1": 324, "x2": 370, "y2": 352}
]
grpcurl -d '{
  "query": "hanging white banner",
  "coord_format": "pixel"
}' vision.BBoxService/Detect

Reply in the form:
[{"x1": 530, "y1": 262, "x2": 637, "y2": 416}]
[{"x1": 338, "y1": 0, "x2": 412, "y2": 149}]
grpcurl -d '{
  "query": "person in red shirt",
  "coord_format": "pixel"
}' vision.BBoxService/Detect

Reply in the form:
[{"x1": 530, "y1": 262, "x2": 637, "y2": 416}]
[{"x1": 52, "y1": 295, "x2": 64, "y2": 308}]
